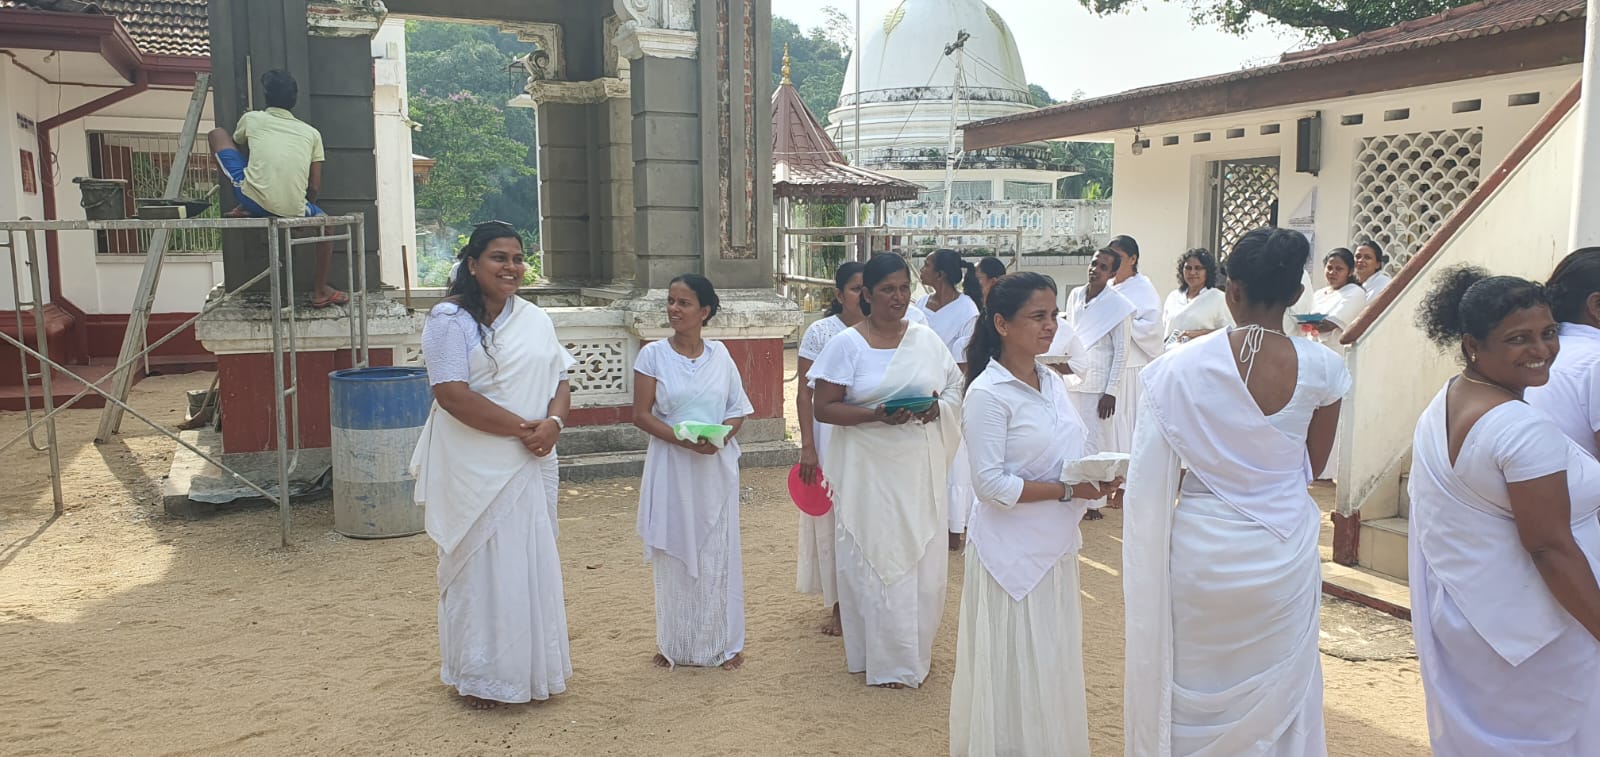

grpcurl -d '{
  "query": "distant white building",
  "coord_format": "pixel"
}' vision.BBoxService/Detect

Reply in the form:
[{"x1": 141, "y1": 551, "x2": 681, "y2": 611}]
[{"x1": 827, "y1": 0, "x2": 1109, "y2": 254}]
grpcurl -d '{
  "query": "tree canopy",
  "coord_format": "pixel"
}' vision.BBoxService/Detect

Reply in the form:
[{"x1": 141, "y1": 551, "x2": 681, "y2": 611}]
[{"x1": 1076, "y1": 0, "x2": 1472, "y2": 39}]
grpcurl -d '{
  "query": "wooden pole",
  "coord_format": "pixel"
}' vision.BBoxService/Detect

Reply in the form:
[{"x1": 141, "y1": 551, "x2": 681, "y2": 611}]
[{"x1": 400, "y1": 244, "x2": 413, "y2": 309}]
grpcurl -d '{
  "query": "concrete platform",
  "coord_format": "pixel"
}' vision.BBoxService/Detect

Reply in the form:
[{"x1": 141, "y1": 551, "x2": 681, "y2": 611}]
[
  {"x1": 1323, "y1": 560, "x2": 1412, "y2": 621},
  {"x1": 162, "y1": 427, "x2": 332, "y2": 518}
]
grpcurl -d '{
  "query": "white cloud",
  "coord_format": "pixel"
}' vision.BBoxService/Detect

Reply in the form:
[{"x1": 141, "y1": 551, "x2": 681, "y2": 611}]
[{"x1": 772, "y1": 0, "x2": 1306, "y2": 101}]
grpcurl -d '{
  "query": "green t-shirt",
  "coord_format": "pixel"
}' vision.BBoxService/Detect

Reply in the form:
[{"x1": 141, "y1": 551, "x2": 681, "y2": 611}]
[{"x1": 233, "y1": 107, "x2": 325, "y2": 217}]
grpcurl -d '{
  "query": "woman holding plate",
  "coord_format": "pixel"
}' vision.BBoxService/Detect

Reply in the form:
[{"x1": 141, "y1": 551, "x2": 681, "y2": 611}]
[
  {"x1": 810, "y1": 252, "x2": 965, "y2": 689},
  {"x1": 950, "y1": 272, "x2": 1114, "y2": 756},
  {"x1": 633, "y1": 273, "x2": 754, "y2": 670}
]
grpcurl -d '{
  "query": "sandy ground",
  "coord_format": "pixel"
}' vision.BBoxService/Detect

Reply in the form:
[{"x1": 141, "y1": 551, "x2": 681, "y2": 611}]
[{"x1": 0, "y1": 356, "x2": 1432, "y2": 756}]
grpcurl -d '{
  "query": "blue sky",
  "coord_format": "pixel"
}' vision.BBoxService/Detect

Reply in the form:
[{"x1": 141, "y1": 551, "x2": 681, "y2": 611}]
[{"x1": 771, "y1": 0, "x2": 1306, "y2": 101}]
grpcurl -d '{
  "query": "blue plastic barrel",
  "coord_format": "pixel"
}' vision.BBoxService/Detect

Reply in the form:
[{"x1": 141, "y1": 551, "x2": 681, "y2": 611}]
[{"x1": 329, "y1": 367, "x2": 432, "y2": 538}]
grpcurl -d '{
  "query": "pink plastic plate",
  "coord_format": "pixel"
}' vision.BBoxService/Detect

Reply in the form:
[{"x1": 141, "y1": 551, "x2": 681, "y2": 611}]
[{"x1": 788, "y1": 463, "x2": 834, "y2": 516}]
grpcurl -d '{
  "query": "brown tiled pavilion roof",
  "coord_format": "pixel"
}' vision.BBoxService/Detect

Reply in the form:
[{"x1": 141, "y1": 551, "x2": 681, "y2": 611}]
[
  {"x1": 2, "y1": 0, "x2": 209, "y2": 57},
  {"x1": 772, "y1": 76, "x2": 921, "y2": 202},
  {"x1": 961, "y1": 0, "x2": 1584, "y2": 147}
]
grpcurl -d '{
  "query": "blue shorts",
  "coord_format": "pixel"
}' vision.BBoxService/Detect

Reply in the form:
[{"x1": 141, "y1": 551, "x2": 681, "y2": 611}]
[{"x1": 215, "y1": 148, "x2": 325, "y2": 218}]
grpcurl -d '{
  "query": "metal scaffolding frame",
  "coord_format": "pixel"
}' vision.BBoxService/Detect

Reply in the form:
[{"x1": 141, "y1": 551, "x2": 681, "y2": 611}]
[{"x1": 0, "y1": 214, "x2": 370, "y2": 547}]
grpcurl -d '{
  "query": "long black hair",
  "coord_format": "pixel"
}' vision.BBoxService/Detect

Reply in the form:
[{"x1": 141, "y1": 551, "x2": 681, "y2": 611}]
[
  {"x1": 1546, "y1": 247, "x2": 1600, "y2": 324},
  {"x1": 1417, "y1": 264, "x2": 1548, "y2": 363},
  {"x1": 975, "y1": 256, "x2": 1007, "y2": 286},
  {"x1": 669, "y1": 272, "x2": 720, "y2": 325},
  {"x1": 860, "y1": 253, "x2": 909, "y2": 317},
  {"x1": 824, "y1": 260, "x2": 866, "y2": 317},
  {"x1": 928, "y1": 248, "x2": 983, "y2": 305},
  {"x1": 445, "y1": 221, "x2": 523, "y2": 354},
  {"x1": 965, "y1": 272, "x2": 1057, "y2": 389},
  {"x1": 1175, "y1": 248, "x2": 1220, "y2": 290},
  {"x1": 1108, "y1": 234, "x2": 1140, "y2": 274}
]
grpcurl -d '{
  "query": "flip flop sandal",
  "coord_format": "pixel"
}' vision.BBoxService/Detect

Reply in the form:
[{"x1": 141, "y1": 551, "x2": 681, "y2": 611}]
[{"x1": 310, "y1": 290, "x2": 350, "y2": 308}]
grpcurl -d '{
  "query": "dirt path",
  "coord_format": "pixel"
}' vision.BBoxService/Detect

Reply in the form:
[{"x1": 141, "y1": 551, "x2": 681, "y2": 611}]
[{"x1": 0, "y1": 369, "x2": 1430, "y2": 756}]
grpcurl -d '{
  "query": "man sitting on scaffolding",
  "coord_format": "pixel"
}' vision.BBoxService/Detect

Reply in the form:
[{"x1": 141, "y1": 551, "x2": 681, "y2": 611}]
[{"x1": 208, "y1": 69, "x2": 347, "y2": 308}]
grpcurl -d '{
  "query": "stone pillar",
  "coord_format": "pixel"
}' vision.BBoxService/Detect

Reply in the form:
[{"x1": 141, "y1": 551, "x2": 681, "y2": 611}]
[
  {"x1": 613, "y1": 0, "x2": 797, "y2": 444},
  {"x1": 512, "y1": 79, "x2": 635, "y2": 285}
]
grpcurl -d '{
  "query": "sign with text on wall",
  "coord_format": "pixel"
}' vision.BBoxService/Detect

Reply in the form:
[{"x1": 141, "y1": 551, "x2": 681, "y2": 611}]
[{"x1": 19, "y1": 149, "x2": 37, "y2": 195}]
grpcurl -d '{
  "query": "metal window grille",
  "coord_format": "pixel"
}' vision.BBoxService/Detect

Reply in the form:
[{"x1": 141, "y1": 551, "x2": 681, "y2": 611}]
[
  {"x1": 89, "y1": 131, "x2": 222, "y2": 254},
  {"x1": 1207, "y1": 157, "x2": 1280, "y2": 258},
  {"x1": 1003, "y1": 181, "x2": 1052, "y2": 200},
  {"x1": 1349, "y1": 127, "x2": 1483, "y2": 271}
]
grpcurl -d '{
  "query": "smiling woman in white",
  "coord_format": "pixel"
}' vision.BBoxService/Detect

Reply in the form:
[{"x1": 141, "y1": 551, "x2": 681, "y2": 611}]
[
  {"x1": 1163, "y1": 249, "x2": 1233, "y2": 350},
  {"x1": 949, "y1": 273, "x2": 1112, "y2": 757},
  {"x1": 633, "y1": 274, "x2": 754, "y2": 670},
  {"x1": 1354, "y1": 241, "x2": 1393, "y2": 298},
  {"x1": 811, "y1": 253, "x2": 964, "y2": 689},
  {"x1": 1409, "y1": 266, "x2": 1600, "y2": 755},
  {"x1": 1125, "y1": 228, "x2": 1346, "y2": 756},
  {"x1": 1306, "y1": 248, "x2": 1368, "y2": 352},
  {"x1": 411, "y1": 223, "x2": 576, "y2": 710}
]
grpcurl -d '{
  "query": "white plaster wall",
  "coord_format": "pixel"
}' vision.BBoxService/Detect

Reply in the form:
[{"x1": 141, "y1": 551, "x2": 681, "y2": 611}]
[
  {"x1": 373, "y1": 19, "x2": 418, "y2": 289},
  {"x1": 0, "y1": 57, "x2": 48, "y2": 309},
  {"x1": 1337, "y1": 102, "x2": 1578, "y2": 517},
  {"x1": 1106, "y1": 66, "x2": 1579, "y2": 304}
]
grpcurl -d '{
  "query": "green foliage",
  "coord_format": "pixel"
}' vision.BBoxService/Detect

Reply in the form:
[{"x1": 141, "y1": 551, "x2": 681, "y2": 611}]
[
  {"x1": 773, "y1": 16, "x2": 851, "y2": 124},
  {"x1": 1075, "y1": 0, "x2": 1474, "y2": 39},
  {"x1": 409, "y1": 93, "x2": 533, "y2": 229}
]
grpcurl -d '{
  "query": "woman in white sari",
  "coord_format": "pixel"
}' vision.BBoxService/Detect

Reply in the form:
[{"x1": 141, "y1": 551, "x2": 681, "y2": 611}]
[
  {"x1": 1109, "y1": 235, "x2": 1164, "y2": 508},
  {"x1": 1409, "y1": 266, "x2": 1600, "y2": 755},
  {"x1": 914, "y1": 248, "x2": 984, "y2": 550},
  {"x1": 411, "y1": 222, "x2": 576, "y2": 709},
  {"x1": 950, "y1": 272, "x2": 1114, "y2": 756},
  {"x1": 1125, "y1": 227, "x2": 1347, "y2": 756},
  {"x1": 795, "y1": 261, "x2": 865, "y2": 637},
  {"x1": 1354, "y1": 241, "x2": 1393, "y2": 298},
  {"x1": 633, "y1": 273, "x2": 754, "y2": 670},
  {"x1": 811, "y1": 252, "x2": 964, "y2": 689},
  {"x1": 1305, "y1": 248, "x2": 1368, "y2": 351},
  {"x1": 1065, "y1": 249, "x2": 1134, "y2": 520},
  {"x1": 1163, "y1": 248, "x2": 1233, "y2": 351}
]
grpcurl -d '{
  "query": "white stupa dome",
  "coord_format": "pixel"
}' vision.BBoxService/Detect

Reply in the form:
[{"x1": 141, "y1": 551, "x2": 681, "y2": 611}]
[
  {"x1": 827, "y1": 0, "x2": 1051, "y2": 171},
  {"x1": 840, "y1": 0, "x2": 1030, "y2": 108}
]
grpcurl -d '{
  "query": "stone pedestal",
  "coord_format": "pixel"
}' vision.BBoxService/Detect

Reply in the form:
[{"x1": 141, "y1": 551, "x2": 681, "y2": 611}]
[{"x1": 195, "y1": 292, "x2": 421, "y2": 454}]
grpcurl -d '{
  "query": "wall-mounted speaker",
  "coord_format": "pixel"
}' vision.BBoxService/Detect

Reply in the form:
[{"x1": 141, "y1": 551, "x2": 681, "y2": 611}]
[{"x1": 1296, "y1": 113, "x2": 1322, "y2": 175}]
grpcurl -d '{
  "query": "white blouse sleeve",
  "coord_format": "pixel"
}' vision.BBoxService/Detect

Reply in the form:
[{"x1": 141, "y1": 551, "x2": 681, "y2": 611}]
[
  {"x1": 1490, "y1": 405, "x2": 1571, "y2": 483},
  {"x1": 798, "y1": 318, "x2": 832, "y2": 362},
  {"x1": 420, "y1": 303, "x2": 475, "y2": 386},
  {"x1": 1586, "y1": 367, "x2": 1600, "y2": 437},
  {"x1": 963, "y1": 386, "x2": 1025, "y2": 508},
  {"x1": 807, "y1": 330, "x2": 859, "y2": 387},
  {"x1": 1324, "y1": 285, "x2": 1369, "y2": 331},
  {"x1": 633, "y1": 340, "x2": 663, "y2": 380},
  {"x1": 1318, "y1": 348, "x2": 1353, "y2": 407}
]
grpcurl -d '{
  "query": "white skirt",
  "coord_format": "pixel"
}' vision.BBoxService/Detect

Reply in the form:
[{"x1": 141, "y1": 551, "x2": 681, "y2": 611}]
[
  {"x1": 948, "y1": 439, "x2": 977, "y2": 533},
  {"x1": 837, "y1": 527, "x2": 947, "y2": 688},
  {"x1": 650, "y1": 502, "x2": 744, "y2": 668},
  {"x1": 437, "y1": 456, "x2": 571, "y2": 703},
  {"x1": 1107, "y1": 364, "x2": 1140, "y2": 455},
  {"x1": 949, "y1": 547, "x2": 1089, "y2": 756},
  {"x1": 1169, "y1": 491, "x2": 1325, "y2": 756},
  {"x1": 1067, "y1": 390, "x2": 1109, "y2": 509},
  {"x1": 797, "y1": 419, "x2": 839, "y2": 606},
  {"x1": 796, "y1": 509, "x2": 839, "y2": 607}
]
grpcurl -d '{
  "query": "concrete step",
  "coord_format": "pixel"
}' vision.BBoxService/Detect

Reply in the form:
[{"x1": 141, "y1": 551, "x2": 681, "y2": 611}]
[
  {"x1": 1357, "y1": 516, "x2": 1410, "y2": 582},
  {"x1": 1398, "y1": 472, "x2": 1410, "y2": 519},
  {"x1": 557, "y1": 440, "x2": 800, "y2": 483},
  {"x1": 1322, "y1": 560, "x2": 1411, "y2": 620}
]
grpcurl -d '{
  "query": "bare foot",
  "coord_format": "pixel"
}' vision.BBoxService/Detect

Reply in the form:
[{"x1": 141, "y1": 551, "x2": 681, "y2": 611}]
[
  {"x1": 820, "y1": 604, "x2": 843, "y2": 637},
  {"x1": 652, "y1": 653, "x2": 672, "y2": 668},
  {"x1": 873, "y1": 682, "x2": 908, "y2": 689},
  {"x1": 948, "y1": 531, "x2": 964, "y2": 551},
  {"x1": 1084, "y1": 509, "x2": 1105, "y2": 521},
  {"x1": 461, "y1": 695, "x2": 499, "y2": 710},
  {"x1": 721, "y1": 652, "x2": 744, "y2": 671}
]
